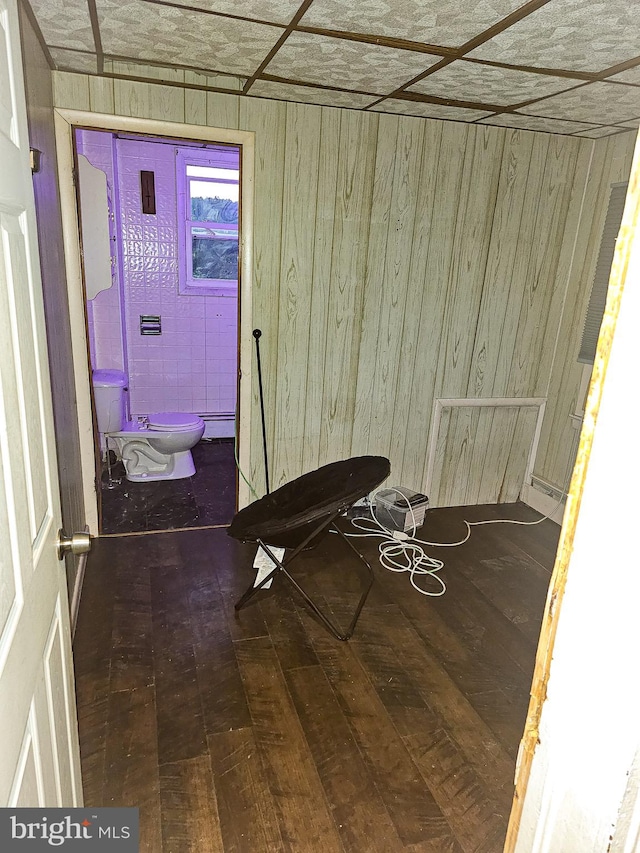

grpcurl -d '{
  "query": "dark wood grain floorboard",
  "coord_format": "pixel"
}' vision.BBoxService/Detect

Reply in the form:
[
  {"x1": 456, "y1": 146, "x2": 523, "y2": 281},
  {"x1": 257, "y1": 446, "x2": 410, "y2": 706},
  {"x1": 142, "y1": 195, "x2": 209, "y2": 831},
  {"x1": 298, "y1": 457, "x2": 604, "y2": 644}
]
[
  {"x1": 234, "y1": 636, "x2": 345, "y2": 852},
  {"x1": 208, "y1": 727, "x2": 283, "y2": 853},
  {"x1": 285, "y1": 663, "x2": 404, "y2": 852},
  {"x1": 151, "y1": 561, "x2": 209, "y2": 764},
  {"x1": 74, "y1": 502, "x2": 560, "y2": 852},
  {"x1": 102, "y1": 685, "x2": 162, "y2": 853},
  {"x1": 159, "y1": 756, "x2": 223, "y2": 853}
]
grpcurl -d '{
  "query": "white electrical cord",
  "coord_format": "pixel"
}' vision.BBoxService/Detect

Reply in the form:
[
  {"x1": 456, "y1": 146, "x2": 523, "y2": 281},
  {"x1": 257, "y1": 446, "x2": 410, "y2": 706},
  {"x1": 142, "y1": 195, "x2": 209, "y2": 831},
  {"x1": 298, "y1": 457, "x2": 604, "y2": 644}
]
[
  {"x1": 345, "y1": 492, "x2": 447, "y2": 597},
  {"x1": 344, "y1": 484, "x2": 567, "y2": 598}
]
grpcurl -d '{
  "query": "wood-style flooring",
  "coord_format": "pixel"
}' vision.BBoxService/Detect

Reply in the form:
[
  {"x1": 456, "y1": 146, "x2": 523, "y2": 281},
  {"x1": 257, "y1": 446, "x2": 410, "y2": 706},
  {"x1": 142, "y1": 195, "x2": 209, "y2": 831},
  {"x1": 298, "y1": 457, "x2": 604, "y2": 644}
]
[{"x1": 73, "y1": 502, "x2": 559, "y2": 852}]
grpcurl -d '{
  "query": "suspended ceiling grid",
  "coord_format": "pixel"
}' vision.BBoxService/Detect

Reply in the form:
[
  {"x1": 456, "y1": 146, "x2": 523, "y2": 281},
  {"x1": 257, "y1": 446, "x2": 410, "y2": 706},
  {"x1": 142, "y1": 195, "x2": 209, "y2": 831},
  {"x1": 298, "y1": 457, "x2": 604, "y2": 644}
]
[{"x1": 25, "y1": 0, "x2": 640, "y2": 137}]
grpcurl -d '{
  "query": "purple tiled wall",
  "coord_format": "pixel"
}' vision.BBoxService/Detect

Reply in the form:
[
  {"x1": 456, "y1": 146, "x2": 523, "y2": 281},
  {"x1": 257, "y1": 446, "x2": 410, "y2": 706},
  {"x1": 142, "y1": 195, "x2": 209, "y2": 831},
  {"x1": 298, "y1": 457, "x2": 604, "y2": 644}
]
[{"x1": 78, "y1": 130, "x2": 238, "y2": 426}]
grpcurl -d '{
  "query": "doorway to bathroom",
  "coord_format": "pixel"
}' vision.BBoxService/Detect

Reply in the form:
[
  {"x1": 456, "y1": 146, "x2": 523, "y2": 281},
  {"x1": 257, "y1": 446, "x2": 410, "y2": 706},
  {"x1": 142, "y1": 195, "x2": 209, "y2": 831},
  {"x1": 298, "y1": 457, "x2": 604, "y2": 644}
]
[{"x1": 74, "y1": 128, "x2": 241, "y2": 535}]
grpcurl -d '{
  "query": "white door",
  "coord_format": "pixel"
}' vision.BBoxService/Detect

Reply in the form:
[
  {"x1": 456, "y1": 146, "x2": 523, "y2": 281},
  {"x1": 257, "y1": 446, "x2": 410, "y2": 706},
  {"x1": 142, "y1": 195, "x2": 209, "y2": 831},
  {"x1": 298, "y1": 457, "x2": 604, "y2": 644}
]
[{"x1": 0, "y1": 0, "x2": 83, "y2": 806}]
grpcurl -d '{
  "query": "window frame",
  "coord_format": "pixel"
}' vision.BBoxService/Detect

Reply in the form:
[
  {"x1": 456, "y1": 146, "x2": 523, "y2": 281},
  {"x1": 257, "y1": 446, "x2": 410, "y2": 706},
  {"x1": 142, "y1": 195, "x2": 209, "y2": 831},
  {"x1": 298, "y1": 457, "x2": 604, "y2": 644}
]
[{"x1": 176, "y1": 148, "x2": 240, "y2": 297}]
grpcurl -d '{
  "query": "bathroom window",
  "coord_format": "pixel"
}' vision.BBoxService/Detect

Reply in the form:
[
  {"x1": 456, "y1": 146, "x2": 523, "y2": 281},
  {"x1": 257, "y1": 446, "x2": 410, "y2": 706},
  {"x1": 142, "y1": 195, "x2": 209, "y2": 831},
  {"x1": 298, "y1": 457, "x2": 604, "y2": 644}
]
[{"x1": 177, "y1": 149, "x2": 239, "y2": 296}]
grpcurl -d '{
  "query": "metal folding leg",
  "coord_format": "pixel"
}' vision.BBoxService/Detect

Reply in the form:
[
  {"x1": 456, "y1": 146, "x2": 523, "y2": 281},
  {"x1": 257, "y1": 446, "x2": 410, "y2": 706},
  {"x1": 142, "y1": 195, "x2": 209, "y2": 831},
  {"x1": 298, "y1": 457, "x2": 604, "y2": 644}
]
[{"x1": 234, "y1": 514, "x2": 375, "y2": 641}]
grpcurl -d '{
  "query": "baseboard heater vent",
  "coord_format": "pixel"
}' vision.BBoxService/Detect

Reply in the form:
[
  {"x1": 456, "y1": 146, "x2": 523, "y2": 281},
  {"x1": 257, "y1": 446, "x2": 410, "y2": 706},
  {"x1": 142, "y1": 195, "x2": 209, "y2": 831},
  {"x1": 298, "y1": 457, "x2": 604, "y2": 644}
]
[
  {"x1": 530, "y1": 475, "x2": 567, "y2": 500},
  {"x1": 199, "y1": 412, "x2": 235, "y2": 439}
]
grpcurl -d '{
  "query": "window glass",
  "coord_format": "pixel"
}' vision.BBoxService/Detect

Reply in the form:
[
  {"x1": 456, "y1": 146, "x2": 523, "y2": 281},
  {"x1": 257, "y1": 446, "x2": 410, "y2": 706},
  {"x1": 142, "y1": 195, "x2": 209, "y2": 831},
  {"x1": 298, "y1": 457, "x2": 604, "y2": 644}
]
[{"x1": 177, "y1": 151, "x2": 240, "y2": 294}]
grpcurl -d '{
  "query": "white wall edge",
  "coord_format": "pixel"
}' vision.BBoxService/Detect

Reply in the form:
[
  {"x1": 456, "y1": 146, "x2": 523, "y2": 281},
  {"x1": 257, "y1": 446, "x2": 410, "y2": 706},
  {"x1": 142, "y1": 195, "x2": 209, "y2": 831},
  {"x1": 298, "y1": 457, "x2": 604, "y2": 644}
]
[{"x1": 53, "y1": 109, "x2": 255, "y2": 530}]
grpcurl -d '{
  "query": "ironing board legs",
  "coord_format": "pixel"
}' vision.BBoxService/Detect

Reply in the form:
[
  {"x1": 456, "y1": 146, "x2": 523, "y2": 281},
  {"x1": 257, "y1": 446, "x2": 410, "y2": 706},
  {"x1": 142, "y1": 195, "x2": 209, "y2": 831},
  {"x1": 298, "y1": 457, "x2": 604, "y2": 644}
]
[{"x1": 234, "y1": 521, "x2": 375, "y2": 641}]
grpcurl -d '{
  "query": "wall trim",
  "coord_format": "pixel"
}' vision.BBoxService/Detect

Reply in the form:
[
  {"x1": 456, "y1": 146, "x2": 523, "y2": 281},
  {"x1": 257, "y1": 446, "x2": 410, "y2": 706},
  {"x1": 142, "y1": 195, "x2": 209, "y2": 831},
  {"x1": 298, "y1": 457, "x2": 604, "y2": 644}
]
[
  {"x1": 424, "y1": 396, "x2": 547, "y2": 501},
  {"x1": 53, "y1": 109, "x2": 255, "y2": 534}
]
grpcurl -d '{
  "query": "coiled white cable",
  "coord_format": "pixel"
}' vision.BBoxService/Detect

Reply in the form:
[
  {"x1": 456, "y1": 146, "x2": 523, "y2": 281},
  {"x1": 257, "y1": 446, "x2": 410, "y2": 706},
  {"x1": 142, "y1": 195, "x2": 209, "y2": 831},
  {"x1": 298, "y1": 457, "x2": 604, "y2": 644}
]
[
  {"x1": 345, "y1": 492, "x2": 446, "y2": 597},
  {"x1": 345, "y1": 484, "x2": 566, "y2": 598}
]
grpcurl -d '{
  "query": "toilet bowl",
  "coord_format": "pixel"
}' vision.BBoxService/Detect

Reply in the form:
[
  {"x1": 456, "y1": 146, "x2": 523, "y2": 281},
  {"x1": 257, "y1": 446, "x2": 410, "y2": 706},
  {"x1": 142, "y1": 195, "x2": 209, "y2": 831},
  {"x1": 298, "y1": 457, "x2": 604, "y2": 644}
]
[{"x1": 92, "y1": 370, "x2": 205, "y2": 482}]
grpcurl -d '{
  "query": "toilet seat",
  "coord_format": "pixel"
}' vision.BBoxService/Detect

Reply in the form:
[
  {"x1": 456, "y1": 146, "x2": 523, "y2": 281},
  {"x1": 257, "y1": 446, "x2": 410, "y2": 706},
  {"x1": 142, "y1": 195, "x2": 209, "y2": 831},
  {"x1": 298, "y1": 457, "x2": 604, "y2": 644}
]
[{"x1": 147, "y1": 411, "x2": 203, "y2": 432}]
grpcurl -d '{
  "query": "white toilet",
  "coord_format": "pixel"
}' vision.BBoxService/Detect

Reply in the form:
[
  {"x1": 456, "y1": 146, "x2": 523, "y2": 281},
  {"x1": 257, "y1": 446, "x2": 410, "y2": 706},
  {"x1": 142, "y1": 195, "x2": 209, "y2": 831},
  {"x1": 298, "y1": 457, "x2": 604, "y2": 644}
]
[{"x1": 92, "y1": 369, "x2": 205, "y2": 482}]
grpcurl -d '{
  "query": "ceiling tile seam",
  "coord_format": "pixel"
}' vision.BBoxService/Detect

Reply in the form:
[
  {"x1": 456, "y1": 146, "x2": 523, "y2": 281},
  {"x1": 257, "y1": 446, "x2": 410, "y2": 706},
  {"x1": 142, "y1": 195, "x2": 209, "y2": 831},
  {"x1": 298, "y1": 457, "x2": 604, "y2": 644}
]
[
  {"x1": 50, "y1": 67, "x2": 631, "y2": 132},
  {"x1": 138, "y1": 0, "x2": 289, "y2": 30},
  {"x1": 51, "y1": 63, "x2": 628, "y2": 129},
  {"x1": 242, "y1": 0, "x2": 315, "y2": 94},
  {"x1": 20, "y1": 0, "x2": 55, "y2": 70},
  {"x1": 103, "y1": 52, "x2": 245, "y2": 84},
  {"x1": 375, "y1": 0, "x2": 556, "y2": 103},
  {"x1": 293, "y1": 25, "x2": 453, "y2": 58},
  {"x1": 87, "y1": 0, "x2": 104, "y2": 74}
]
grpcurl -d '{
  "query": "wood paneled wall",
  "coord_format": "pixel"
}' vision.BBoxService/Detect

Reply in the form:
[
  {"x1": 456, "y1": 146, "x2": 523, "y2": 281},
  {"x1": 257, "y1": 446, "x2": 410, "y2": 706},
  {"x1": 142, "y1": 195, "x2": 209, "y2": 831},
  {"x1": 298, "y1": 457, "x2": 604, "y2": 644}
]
[{"x1": 52, "y1": 69, "x2": 636, "y2": 506}]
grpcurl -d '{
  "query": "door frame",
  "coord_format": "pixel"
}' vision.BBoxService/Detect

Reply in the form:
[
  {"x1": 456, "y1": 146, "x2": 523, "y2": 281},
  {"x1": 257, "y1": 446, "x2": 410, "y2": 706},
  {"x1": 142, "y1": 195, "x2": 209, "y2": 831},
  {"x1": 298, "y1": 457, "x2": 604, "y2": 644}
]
[{"x1": 53, "y1": 109, "x2": 255, "y2": 534}]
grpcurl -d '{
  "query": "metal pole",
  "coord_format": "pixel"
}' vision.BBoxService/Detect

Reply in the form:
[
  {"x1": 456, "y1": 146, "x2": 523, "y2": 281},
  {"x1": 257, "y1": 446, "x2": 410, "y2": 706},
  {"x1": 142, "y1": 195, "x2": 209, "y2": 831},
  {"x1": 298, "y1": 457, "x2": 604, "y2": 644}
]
[{"x1": 253, "y1": 328, "x2": 270, "y2": 494}]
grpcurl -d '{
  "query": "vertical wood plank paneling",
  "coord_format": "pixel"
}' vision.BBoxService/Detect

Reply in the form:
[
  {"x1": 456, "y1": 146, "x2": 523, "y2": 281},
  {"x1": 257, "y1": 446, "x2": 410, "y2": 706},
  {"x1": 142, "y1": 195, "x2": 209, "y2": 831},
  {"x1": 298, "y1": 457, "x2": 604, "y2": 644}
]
[
  {"x1": 272, "y1": 102, "x2": 322, "y2": 486},
  {"x1": 469, "y1": 129, "x2": 535, "y2": 398},
  {"x1": 51, "y1": 71, "x2": 632, "y2": 508},
  {"x1": 302, "y1": 107, "x2": 341, "y2": 472},
  {"x1": 52, "y1": 71, "x2": 90, "y2": 110},
  {"x1": 206, "y1": 92, "x2": 240, "y2": 130},
  {"x1": 491, "y1": 133, "x2": 549, "y2": 399},
  {"x1": 436, "y1": 125, "x2": 505, "y2": 400},
  {"x1": 319, "y1": 110, "x2": 378, "y2": 465},
  {"x1": 390, "y1": 119, "x2": 443, "y2": 485},
  {"x1": 88, "y1": 77, "x2": 115, "y2": 114},
  {"x1": 351, "y1": 113, "x2": 400, "y2": 456},
  {"x1": 508, "y1": 135, "x2": 579, "y2": 397},
  {"x1": 531, "y1": 136, "x2": 582, "y2": 397},
  {"x1": 402, "y1": 121, "x2": 468, "y2": 490},
  {"x1": 502, "y1": 406, "x2": 539, "y2": 502},
  {"x1": 113, "y1": 79, "x2": 151, "y2": 118},
  {"x1": 239, "y1": 97, "x2": 286, "y2": 495},
  {"x1": 440, "y1": 407, "x2": 475, "y2": 507},
  {"x1": 476, "y1": 408, "x2": 519, "y2": 504},
  {"x1": 148, "y1": 84, "x2": 185, "y2": 123},
  {"x1": 185, "y1": 89, "x2": 207, "y2": 125},
  {"x1": 365, "y1": 116, "x2": 424, "y2": 467}
]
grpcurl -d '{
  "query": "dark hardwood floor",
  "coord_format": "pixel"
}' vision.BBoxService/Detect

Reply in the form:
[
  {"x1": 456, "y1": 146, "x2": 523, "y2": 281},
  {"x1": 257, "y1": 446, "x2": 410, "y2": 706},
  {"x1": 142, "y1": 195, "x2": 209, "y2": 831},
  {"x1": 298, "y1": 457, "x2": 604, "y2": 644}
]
[{"x1": 73, "y1": 502, "x2": 559, "y2": 852}]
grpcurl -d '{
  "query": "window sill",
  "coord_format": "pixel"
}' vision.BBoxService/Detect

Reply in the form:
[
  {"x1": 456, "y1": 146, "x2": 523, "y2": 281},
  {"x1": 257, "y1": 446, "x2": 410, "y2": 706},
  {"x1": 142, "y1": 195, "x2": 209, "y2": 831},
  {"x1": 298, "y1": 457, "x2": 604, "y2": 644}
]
[{"x1": 180, "y1": 281, "x2": 238, "y2": 298}]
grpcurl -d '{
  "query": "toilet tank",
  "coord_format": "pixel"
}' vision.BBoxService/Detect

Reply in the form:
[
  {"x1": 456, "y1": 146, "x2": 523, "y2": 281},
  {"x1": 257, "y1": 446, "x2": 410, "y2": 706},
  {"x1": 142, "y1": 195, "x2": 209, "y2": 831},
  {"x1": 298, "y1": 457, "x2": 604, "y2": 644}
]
[{"x1": 92, "y1": 369, "x2": 127, "y2": 433}]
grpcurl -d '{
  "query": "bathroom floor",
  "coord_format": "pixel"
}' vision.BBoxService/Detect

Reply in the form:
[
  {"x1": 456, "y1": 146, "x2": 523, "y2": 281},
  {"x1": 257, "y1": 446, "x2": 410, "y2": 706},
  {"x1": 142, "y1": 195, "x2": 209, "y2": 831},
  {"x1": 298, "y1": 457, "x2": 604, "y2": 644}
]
[{"x1": 99, "y1": 438, "x2": 237, "y2": 534}]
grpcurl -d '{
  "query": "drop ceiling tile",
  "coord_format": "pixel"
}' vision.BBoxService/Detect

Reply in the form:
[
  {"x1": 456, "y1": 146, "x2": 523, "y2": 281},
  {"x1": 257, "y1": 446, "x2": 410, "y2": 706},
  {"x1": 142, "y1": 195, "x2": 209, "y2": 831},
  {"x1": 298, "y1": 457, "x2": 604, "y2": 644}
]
[
  {"x1": 616, "y1": 118, "x2": 640, "y2": 128},
  {"x1": 298, "y1": 0, "x2": 524, "y2": 48},
  {"x1": 407, "y1": 61, "x2": 580, "y2": 107},
  {"x1": 370, "y1": 99, "x2": 493, "y2": 121},
  {"x1": 96, "y1": 0, "x2": 283, "y2": 77},
  {"x1": 572, "y1": 126, "x2": 636, "y2": 138},
  {"x1": 607, "y1": 66, "x2": 640, "y2": 85},
  {"x1": 50, "y1": 49, "x2": 99, "y2": 74},
  {"x1": 262, "y1": 32, "x2": 440, "y2": 94},
  {"x1": 249, "y1": 80, "x2": 376, "y2": 109},
  {"x1": 479, "y1": 113, "x2": 598, "y2": 134},
  {"x1": 155, "y1": 0, "x2": 302, "y2": 25},
  {"x1": 521, "y1": 82, "x2": 640, "y2": 125},
  {"x1": 469, "y1": 0, "x2": 640, "y2": 73},
  {"x1": 28, "y1": 0, "x2": 94, "y2": 52}
]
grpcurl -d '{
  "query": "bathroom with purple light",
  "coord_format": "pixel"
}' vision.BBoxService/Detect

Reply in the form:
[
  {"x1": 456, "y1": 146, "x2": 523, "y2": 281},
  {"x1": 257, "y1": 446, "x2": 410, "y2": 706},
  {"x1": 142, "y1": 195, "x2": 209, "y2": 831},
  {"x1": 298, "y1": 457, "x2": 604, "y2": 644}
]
[{"x1": 75, "y1": 129, "x2": 240, "y2": 534}]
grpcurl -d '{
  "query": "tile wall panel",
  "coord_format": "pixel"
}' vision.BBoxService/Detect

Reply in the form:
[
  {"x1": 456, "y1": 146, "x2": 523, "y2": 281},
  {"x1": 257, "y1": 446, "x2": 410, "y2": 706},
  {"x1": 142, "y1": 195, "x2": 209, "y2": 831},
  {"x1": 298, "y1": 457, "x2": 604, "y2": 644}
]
[{"x1": 115, "y1": 137, "x2": 237, "y2": 418}]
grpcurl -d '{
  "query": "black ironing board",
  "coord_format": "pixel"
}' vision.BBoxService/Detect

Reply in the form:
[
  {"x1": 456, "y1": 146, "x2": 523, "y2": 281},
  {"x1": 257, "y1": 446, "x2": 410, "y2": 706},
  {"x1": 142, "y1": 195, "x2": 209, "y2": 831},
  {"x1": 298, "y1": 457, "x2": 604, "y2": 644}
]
[{"x1": 228, "y1": 455, "x2": 390, "y2": 640}]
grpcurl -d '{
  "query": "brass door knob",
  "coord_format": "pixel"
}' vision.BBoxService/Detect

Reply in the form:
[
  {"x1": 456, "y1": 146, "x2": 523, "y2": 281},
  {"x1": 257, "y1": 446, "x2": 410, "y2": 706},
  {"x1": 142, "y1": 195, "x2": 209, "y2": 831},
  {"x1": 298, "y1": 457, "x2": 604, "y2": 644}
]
[{"x1": 56, "y1": 529, "x2": 92, "y2": 560}]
